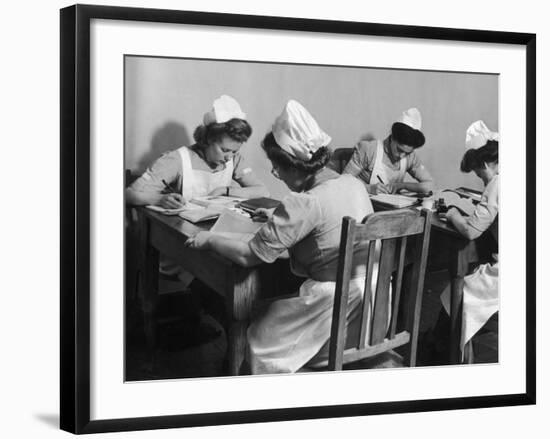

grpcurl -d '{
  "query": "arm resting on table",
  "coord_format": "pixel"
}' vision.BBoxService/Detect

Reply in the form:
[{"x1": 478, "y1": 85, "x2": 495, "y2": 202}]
[{"x1": 446, "y1": 208, "x2": 483, "y2": 240}]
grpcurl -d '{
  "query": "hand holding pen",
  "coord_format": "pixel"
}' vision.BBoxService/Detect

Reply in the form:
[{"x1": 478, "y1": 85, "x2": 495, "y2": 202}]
[
  {"x1": 158, "y1": 179, "x2": 186, "y2": 209},
  {"x1": 375, "y1": 175, "x2": 393, "y2": 194}
]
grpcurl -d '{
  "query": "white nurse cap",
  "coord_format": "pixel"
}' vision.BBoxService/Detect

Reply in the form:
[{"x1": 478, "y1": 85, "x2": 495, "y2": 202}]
[
  {"x1": 465, "y1": 120, "x2": 499, "y2": 149},
  {"x1": 397, "y1": 107, "x2": 422, "y2": 130},
  {"x1": 203, "y1": 95, "x2": 247, "y2": 125},
  {"x1": 272, "y1": 100, "x2": 332, "y2": 161}
]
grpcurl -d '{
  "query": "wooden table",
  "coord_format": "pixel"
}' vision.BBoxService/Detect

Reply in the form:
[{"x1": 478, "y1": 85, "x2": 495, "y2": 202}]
[
  {"x1": 371, "y1": 200, "x2": 479, "y2": 363},
  {"x1": 136, "y1": 208, "x2": 294, "y2": 375}
]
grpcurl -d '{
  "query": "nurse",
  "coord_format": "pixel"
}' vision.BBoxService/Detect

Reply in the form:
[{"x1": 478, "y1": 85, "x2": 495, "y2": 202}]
[
  {"x1": 441, "y1": 120, "x2": 499, "y2": 357},
  {"x1": 343, "y1": 107, "x2": 434, "y2": 195},
  {"x1": 185, "y1": 100, "x2": 375, "y2": 374},
  {"x1": 126, "y1": 94, "x2": 268, "y2": 209}
]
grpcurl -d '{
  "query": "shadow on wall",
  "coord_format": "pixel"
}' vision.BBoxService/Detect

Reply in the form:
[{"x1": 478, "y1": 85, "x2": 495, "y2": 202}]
[{"x1": 137, "y1": 121, "x2": 191, "y2": 172}]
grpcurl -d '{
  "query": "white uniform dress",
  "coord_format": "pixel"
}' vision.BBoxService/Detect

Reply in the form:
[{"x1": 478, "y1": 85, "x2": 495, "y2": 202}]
[
  {"x1": 441, "y1": 174, "x2": 499, "y2": 353},
  {"x1": 247, "y1": 168, "x2": 375, "y2": 374}
]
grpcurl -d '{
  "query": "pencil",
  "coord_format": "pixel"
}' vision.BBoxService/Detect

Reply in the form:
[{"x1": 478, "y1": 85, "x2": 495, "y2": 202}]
[
  {"x1": 162, "y1": 179, "x2": 177, "y2": 194},
  {"x1": 376, "y1": 175, "x2": 386, "y2": 185}
]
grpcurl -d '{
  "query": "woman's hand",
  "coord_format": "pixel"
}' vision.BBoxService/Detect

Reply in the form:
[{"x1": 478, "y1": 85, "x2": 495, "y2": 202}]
[
  {"x1": 158, "y1": 193, "x2": 185, "y2": 209},
  {"x1": 371, "y1": 183, "x2": 394, "y2": 194},
  {"x1": 251, "y1": 207, "x2": 275, "y2": 222},
  {"x1": 184, "y1": 231, "x2": 213, "y2": 250}
]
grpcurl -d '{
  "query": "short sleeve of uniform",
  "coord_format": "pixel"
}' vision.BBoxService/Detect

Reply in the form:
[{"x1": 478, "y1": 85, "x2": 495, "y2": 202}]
[
  {"x1": 248, "y1": 193, "x2": 321, "y2": 263},
  {"x1": 467, "y1": 175, "x2": 499, "y2": 233},
  {"x1": 342, "y1": 141, "x2": 377, "y2": 184},
  {"x1": 232, "y1": 152, "x2": 254, "y2": 181},
  {"x1": 406, "y1": 151, "x2": 428, "y2": 180},
  {"x1": 128, "y1": 150, "x2": 182, "y2": 193}
]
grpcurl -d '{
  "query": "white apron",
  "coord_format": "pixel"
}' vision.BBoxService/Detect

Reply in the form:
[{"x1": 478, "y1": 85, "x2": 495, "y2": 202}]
[
  {"x1": 369, "y1": 140, "x2": 407, "y2": 186},
  {"x1": 441, "y1": 259, "x2": 499, "y2": 356},
  {"x1": 178, "y1": 146, "x2": 234, "y2": 200},
  {"x1": 247, "y1": 274, "x2": 391, "y2": 374},
  {"x1": 159, "y1": 146, "x2": 234, "y2": 284},
  {"x1": 247, "y1": 277, "x2": 367, "y2": 374}
]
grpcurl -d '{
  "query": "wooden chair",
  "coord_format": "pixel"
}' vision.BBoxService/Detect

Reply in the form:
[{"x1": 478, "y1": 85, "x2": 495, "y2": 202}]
[
  {"x1": 327, "y1": 208, "x2": 432, "y2": 370},
  {"x1": 329, "y1": 147, "x2": 354, "y2": 173}
]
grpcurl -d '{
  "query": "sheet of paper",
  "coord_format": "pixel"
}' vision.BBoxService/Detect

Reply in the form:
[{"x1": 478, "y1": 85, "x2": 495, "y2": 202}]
[
  {"x1": 145, "y1": 205, "x2": 187, "y2": 215},
  {"x1": 211, "y1": 209, "x2": 264, "y2": 234},
  {"x1": 190, "y1": 195, "x2": 246, "y2": 208}
]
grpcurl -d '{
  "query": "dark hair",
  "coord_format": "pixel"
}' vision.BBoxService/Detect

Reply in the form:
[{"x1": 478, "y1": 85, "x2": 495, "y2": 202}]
[
  {"x1": 391, "y1": 122, "x2": 425, "y2": 148},
  {"x1": 261, "y1": 132, "x2": 331, "y2": 174},
  {"x1": 193, "y1": 118, "x2": 252, "y2": 147},
  {"x1": 460, "y1": 140, "x2": 499, "y2": 173}
]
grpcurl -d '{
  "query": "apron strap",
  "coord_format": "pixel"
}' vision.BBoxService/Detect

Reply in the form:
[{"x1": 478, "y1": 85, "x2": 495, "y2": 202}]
[
  {"x1": 370, "y1": 139, "x2": 407, "y2": 184},
  {"x1": 177, "y1": 146, "x2": 194, "y2": 201}
]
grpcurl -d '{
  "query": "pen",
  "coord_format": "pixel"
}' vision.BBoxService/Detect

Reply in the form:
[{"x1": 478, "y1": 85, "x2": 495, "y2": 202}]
[
  {"x1": 162, "y1": 179, "x2": 177, "y2": 194},
  {"x1": 376, "y1": 175, "x2": 386, "y2": 185}
]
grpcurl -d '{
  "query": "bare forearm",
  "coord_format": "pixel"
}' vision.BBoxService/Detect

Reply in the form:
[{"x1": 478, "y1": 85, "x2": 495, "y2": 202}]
[
  {"x1": 125, "y1": 188, "x2": 163, "y2": 206},
  {"x1": 447, "y1": 209, "x2": 481, "y2": 240}
]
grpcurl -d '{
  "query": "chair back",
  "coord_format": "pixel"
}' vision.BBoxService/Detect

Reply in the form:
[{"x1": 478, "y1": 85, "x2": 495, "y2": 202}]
[
  {"x1": 330, "y1": 148, "x2": 354, "y2": 173},
  {"x1": 328, "y1": 208, "x2": 432, "y2": 370}
]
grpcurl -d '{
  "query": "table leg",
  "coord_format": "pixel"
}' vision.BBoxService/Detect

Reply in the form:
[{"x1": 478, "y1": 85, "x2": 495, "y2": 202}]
[
  {"x1": 225, "y1": 267, "x2": 262, "y2": 375},
  {"x1": 141, "y1": 222, "x2": 159, "y2": 351},
  {"x1": 227, "y1": 321, "x2": 248, "y2": 375},
  {"x1": 449, "y1": 244, "x2": 469, "y2": 364}
]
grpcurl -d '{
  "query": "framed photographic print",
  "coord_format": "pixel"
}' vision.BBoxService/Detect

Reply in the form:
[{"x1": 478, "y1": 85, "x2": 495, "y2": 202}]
[{"x1": 60, "y1": 3, "x2": 536, "y2": 434}]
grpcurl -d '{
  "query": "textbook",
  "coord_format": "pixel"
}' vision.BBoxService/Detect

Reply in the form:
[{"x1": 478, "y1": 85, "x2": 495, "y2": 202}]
[{"x1": 436, "y1": 190, "x2": 476, "y2": 216}]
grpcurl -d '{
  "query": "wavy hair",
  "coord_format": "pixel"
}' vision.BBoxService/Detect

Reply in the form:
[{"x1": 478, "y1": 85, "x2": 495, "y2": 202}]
[
  {"x1": 460, "y1": 140, "x2": 499, "y2": 173},
  {"x1": 193, "y1": 118, "x2": 252, "y2": 147}
]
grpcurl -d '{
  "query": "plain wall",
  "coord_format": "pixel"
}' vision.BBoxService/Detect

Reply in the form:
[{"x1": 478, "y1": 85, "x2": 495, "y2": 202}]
[{"x1": 125, "y1": 56, "x2": 498, "y2": 199}]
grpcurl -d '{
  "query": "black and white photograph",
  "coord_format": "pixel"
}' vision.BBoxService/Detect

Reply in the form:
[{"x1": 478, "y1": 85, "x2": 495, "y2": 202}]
[
  {"x1": 123, "y1": 56, "x2": 500, "y2": 380},
  {"x1": 49, "y1": 1, "x2": 541, "y2": 436}
]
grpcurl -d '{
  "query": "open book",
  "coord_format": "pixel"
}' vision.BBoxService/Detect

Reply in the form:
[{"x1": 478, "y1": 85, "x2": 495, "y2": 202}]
[{"x1": 436, "y1": 190, "x2": 476, "y2": 216}]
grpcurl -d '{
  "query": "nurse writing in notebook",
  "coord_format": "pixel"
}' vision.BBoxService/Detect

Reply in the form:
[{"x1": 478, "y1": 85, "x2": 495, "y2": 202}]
[
  {"x1": 125, "y1": 95, "x2": 268, "y2": 210},
  {"x1": 343, "y1": 108, "x2": 434, "y2": 195}
]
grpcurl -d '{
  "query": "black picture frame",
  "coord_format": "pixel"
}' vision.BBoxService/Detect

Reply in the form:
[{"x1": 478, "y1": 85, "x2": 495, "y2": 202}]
[{"x1": 60, "y1": 3, "x2": 536, "y2": 434}]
